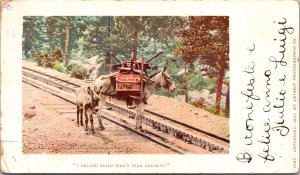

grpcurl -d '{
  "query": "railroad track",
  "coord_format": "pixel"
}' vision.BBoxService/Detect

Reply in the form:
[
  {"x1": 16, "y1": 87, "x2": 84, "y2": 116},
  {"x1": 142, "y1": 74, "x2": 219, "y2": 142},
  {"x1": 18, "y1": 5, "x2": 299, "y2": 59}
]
[
  {"x1": 22, "y1": 66, "x2": 229, "y2": 153},
  {"x1": 22, "y1": 70, "x2": 185, "y2": 154}
]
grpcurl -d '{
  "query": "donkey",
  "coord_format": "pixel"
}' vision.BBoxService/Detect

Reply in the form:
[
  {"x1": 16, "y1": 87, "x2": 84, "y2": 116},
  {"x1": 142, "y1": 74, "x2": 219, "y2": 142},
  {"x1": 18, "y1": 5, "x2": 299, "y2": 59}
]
[
  {"x1": 75, "y1": 85, "x2": 101, "y2": 134},
  {"x1": 93, "y1": 62, "x2": 176, "y2": 130}
]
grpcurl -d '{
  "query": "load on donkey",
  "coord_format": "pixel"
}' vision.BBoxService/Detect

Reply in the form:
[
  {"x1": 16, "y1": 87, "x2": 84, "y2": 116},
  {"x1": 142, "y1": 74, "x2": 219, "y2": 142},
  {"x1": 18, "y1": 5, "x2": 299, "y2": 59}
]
[{"x1": 93, "y1": 50, "x2": 176, "y2": 131}]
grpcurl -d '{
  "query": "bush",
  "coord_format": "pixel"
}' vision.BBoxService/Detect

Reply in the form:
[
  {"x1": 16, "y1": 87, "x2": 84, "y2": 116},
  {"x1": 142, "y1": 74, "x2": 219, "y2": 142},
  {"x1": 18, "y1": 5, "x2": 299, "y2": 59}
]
[
  {"x1": 205, "y1": 78, "x2": 217, "y2": 93},
  {"x1": 206, "y1": 105, "x2": 229, "y2": 118},
  {"x1": 155, "y1": 88, "x2": 176, "y2": 97},
  {"x1": 96, "y1": 57, "x2": 105, "y2": 64},
  {"x1": 191, "y1": 98, "x2": 206, "y2": 108},
  {"x1": 52, "y1": 61, "x2": 66, "y2": 73},
  {"x1": 187, "y1": 71, "x2": 206, "y2": 91},
  {"x1": 66, "y1": 63, "x2": 77, "y2": 72},
  {"x1": 67, "y1": 64, "x2": 87, "y2": 79},
  {"x1": 32, "y1": 48, "x2": 63, "y2": 68},
  {"x1": 96, "y1": 54, "x2": 106, "y2": 64}
]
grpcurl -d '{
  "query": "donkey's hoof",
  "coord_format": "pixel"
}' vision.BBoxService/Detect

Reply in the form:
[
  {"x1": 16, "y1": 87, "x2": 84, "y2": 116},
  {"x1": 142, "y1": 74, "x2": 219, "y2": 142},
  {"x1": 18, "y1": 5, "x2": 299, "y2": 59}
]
[
  {"x1": 100, "y1": 127, "x2": 105, "y2": 131},
  {"x1": 76, "y1": 122, "x2": 79, "y2": 127},
  {"x1": 80, "y1": 122, "x2": 84, "y2": 126},
  {"x1": 85, "y1": 129, "x2": 88, "y2": 135}
]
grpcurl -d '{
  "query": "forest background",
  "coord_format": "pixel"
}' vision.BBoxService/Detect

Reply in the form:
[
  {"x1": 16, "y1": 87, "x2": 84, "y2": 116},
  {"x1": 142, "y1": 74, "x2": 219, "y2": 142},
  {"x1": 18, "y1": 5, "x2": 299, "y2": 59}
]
[{"x1": 22, "y1": 16, "x2": 229, "y2": 116}]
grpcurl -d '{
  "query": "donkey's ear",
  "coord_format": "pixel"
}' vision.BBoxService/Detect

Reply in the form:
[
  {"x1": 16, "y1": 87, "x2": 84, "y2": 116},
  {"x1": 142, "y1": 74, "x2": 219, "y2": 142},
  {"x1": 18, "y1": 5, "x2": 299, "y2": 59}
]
[{"x1": 163, "y1": 62, "x2": 168, "y2": 73}]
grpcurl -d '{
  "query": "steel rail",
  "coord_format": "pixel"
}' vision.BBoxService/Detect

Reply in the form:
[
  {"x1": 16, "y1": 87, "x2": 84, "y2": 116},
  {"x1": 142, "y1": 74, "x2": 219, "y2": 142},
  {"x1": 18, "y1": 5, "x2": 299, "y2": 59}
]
[
  {"x1": 105, "y1": 102, "x2": 227, "y2": 153},
  {"x1": 22, "y1": 77, "x2": 185, "y2": 154},
  {"x1": 22, "y1": 66, "x2": 228, "y2": 153},
  {"x1": 144, "y1": 109, "x2": 229, "y2": 143},
  {"x1": 22, "y1": 66, "x2": 80, "y2": 87}
]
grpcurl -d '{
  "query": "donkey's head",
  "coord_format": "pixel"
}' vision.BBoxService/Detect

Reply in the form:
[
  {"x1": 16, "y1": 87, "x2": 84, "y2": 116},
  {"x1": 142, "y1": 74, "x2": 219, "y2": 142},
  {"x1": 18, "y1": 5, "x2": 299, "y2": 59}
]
[
  {"x1": 87, "y1": 86, "x2": 99, "y2": 107},
  {"x1": 155, "y1": 62, "x2": 176, "y2": 92}
]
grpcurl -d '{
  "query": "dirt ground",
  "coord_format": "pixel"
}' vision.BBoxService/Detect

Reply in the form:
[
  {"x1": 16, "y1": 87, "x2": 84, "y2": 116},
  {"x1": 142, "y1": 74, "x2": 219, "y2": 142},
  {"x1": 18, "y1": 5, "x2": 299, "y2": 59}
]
[
  {"x1": 23, "y1": 61, "x2": 229, "y2": 140},
  {"x1": 22, "y1": 61, "x2": 229, "y2": 154},
  {"x1": 22, "y1": 82, "x2": 174, "y2": 154}
]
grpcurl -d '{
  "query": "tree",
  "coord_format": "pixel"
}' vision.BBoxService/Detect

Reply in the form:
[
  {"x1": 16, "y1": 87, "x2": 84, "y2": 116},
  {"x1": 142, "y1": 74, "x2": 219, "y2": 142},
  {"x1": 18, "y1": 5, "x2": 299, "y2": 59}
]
[
  {"x1": 175, "y1": 16, "x2": 229, "y2": 111},
  {"x1": 114, "y1": 16, "x2": 187, "y2": 60},
  {"x1": 23, "y1": 16, "x2": 38, "y2": 59},
  {"x1": 45, "y1": 16, "x2": 65, "y2": 52},
  {"x1": 63, "y1": 16, "x2": 70, "y2": 66},
  {"x1": 225, "y1": 83, "x2": 229, "y2": 116},
  {"x1": 81, "y1": 16, "x2": 130, "y2": 60},
  {"x1": 26, "y1": 16, "x2": 50, "y2": 55},
  {"x1": 114, "y1": 17, "x2": 148, "y2": 60},
  {"x1": 23, "y1": 16, "x2": 66, "y2": 59}
]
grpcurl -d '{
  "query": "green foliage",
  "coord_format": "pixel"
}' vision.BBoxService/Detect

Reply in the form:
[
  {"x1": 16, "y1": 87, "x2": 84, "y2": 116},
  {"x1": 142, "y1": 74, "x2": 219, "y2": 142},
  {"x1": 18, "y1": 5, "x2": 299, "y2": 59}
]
[
  {"x1": 187, "y1": 71, "x2": 206, "y2": 91},
  {"x1": 207, "y1": 105, "x2": 228, "y2": 117},
  {"x1": 69, "y1": 36, "x2": 85, "y2": 60},
  {"x1": 155, "y1": 88, "x2": 176, "y2": 98},
  {"x1": 114, "y1": 16, "x2": 187, "y2": 58},
  {"x1": 32, "y1": 51, "x2": 45, "y2": 66},
  {"x1": 32, "y1": 48, "x2": 63, "y2": 68},
  {"x1": 205, "y1": 78, "x2": 217, "y2": 93},
  {"x1": 191, "y1": 98, "x2": 206, "y2": 108},
  {"x1": 23, "y1": 17, "x2": 37, "y2": 59},
  {"x1": 67, "y1": 64, "x2": 87, "y2": 79},
  {"x1": 114, "y1": 16, "x2": 187, "y2": 43},
  {"x1": 45, "y1": 16, "x2": 66, "y2": 52},
  {"x1": 174, "y1": 69, "x2": 217, "y2": 94},
  {"x1": 192, "y1": 100, "x2": 228, "y2": 118},
  {"x1": 23, "y1": 16, "x2": 224, "y2": 104},
  {"x1": 23, "y1": 16, "x2": 188, "y2": 63},
  {"x1": 96, "y1": 55, "x2": 106, "y2": 64},
  {"x1": 52, "y1": 61, "x2": 67, "y2": 73},
  {"x1": 174, "y1": 16, "x2": 229, "y2": 68},
  {"x1": 66, "y1": 63, "x2": 78, "y2": 73}
]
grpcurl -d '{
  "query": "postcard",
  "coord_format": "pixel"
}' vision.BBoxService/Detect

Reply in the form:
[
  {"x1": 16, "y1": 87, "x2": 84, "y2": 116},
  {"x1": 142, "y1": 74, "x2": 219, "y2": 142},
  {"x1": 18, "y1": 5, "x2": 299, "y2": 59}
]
[{"x1": 0, "y1": 0, "x2": 299, "y2": 173}]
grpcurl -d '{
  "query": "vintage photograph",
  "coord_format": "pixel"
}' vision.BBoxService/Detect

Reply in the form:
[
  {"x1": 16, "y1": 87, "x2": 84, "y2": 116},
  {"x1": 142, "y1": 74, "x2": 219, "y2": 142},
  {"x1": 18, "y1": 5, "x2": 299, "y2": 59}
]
[
  {"x1": 22, "y1": 16, "x2": 230, "y2": 154},
  {"x1": 1, "y1": 0, "x2": 299, "y2": 173}
]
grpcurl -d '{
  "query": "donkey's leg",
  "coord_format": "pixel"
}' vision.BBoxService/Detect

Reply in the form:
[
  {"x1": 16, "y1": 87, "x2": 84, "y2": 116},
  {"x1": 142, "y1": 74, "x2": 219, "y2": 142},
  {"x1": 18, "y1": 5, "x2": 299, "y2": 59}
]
[
  {"x1": 138, "y1": 103, "x2": 144, "y2": 130},
  {"x1": 84, "y1": 110, "x2": 89, "y2": 135},
  {"x1": 80, "y1": 109, "x2": 84, "y2": 126},
  {"x1": 135, "y1": 105, "x2": 139, "y2": 129},
  {"x1": 135, "y1": 102, "x2": 143, "y2": 130},
  {"x1": 139, "y1": 103, "x2": 144, "y2": 130},
  {"x1": 96, "y1": 97, "x2": 105, "y2": 130},
  {"x1": 89, "y1": 111, "x2": 95, "y2": 134},
  {"x1": 76, "y1": 105, "x2": 80, "y2": 126},
  {"x1": 97, "y1": 113, "x2": 105, "y2": 130}
]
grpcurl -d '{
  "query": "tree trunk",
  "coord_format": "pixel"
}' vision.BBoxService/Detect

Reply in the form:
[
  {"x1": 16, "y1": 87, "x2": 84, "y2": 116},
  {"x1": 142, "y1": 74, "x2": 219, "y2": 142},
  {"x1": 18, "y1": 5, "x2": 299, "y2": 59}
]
[
  {"x1": 225, "y1": 83, "x2": 230, "y2": 116},
  {"x1": 63, "y1": 16, "x2": 70, "y2": 67},
  {"x1": 184, "y1": 61, "x2": 188, "y2": 103},
  {"x1": 133, "y1": 30, "x2": 138, "y2": 61},
  {"x1": 215, "y1": 44, "x2": 226, "y2": 114}
]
